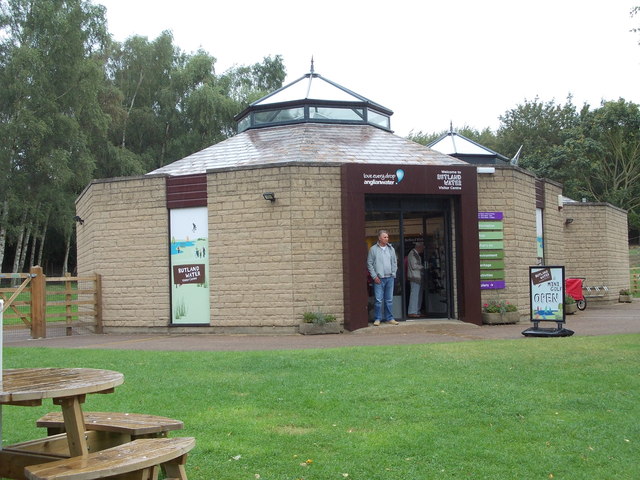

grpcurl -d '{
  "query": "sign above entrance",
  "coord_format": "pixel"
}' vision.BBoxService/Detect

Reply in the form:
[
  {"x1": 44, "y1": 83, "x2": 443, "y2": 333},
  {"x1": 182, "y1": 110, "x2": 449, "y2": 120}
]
[
  {"x1": 341, "y1": 163, "x2": 482, "y2": 329},
  {"x1": 435, "y1": 169, "x2": 463, "y2": 191},
  {"x1": 362, "y1": 169, "x2": 404, "y2": 186},
  {"x1": 346, "y1": 164, "x2": 476, "y2": 195}
]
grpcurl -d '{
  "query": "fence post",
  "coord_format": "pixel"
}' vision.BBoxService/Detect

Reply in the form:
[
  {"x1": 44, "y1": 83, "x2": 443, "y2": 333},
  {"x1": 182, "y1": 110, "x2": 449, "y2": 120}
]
[
  {"x1": 65, "y1": 273, "x2": 73, "y2": 336},
  {"x1": 95, "y1": 273, "x2": 103, "y2": 334},
  {"x1": 30, "y1": 266, "x2": 46, "y2": 339}
]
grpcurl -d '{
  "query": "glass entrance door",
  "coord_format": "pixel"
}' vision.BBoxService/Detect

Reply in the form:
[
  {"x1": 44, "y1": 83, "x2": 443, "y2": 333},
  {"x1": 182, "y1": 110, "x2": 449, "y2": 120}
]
[
  {"x1": 422, "y1": 213, "x2": 450, "y2": 318},
  {"x1": 365, "y1": 195, "x2": 452, "y2": 321},
  {"x1": 364, "y1": 209, "x2": 403, "y2": 321}
]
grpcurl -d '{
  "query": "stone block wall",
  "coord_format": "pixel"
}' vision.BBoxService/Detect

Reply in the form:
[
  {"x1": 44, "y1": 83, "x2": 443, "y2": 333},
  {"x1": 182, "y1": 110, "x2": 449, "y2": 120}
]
[
  {"x1": 542, "y1": 182, "x2": 565, "y2": 265},
  {"x1": 207, "y1": 165, "x2": 344, "y2": 331},
  {"x1": 563, "y1": 202, "x2": 629, "y2": 302},
  {"x1": 75, "y1": 163, "x2": 628, "y2": 333},
  {"x1": 75, "y1": 175, "x2": 170, "y2": 329},
  {"x1": 477, "y1": 167, "x2": 538, "y2": 313},
  {"x1": 77, "y1": 166, "x2": 344, "y2": 333},
  {"x1": 477, "y1": 165, "x2": 628, "y2": 312}
]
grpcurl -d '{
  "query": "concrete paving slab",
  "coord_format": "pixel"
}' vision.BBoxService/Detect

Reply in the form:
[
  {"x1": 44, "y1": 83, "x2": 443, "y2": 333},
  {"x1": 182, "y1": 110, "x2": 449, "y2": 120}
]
[{"x1": 4, "y1": 302, "x2": 638, "y2": 352}]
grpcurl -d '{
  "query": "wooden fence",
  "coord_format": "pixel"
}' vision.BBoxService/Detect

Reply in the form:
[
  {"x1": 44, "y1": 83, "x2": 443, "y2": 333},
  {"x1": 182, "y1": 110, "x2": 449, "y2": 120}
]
[
  {"x1": 632, "y1": 268, "x2": 640, "y2": 294},
  {"x1": 0, "y1": 266, "x2": 102, "y2": 339}
]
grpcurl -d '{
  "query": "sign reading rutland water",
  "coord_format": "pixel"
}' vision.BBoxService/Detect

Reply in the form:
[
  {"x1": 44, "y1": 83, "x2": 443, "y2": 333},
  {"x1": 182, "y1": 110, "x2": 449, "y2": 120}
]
[
  {"x1": 170, "y1": 207, "x2": 210, "y2": 325},
  {"x1": 435, "y1": 169, "x2": 463, "y2": 191},
  {"x1": 173, "y1": 264, "x2": 205, "y2": 284},
  {"x1": 479, "y1": 212, "x2": 505, "y2": 289}
]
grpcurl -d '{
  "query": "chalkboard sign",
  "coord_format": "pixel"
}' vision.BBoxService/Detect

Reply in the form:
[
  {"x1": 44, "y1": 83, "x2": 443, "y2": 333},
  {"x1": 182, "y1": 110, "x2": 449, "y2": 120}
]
[{"x1": 529, "y1": 266, "x2": 565, "y2": 323}]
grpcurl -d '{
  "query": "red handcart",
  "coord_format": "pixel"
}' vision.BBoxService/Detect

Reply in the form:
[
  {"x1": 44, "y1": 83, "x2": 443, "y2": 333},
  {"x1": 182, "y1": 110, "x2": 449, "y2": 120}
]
[{"x1": 565, "y1": 277, "x2": 587, "y2": 310}]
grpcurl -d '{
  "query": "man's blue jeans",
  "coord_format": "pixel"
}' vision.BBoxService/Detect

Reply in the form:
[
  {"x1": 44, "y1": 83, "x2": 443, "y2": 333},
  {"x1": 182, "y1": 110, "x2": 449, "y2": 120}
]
[{"x1": 373, "y1": 276, "x2": 395, "y2": 322}]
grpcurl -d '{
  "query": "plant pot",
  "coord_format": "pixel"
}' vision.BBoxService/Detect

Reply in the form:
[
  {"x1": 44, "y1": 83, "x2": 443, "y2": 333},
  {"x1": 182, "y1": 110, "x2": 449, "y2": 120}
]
[
  {"x1": 565, "y1": 303, "x2": 577, "y2": 315},
  {"x1": 298, "y1": 322, "x2": 343, "y2": 335},
  {"x1": 619, "y1": 294, "x2": 633, "y2": 303},
  {"x1": 482, "y1": 311, "x2": 520, "y2": 325}
]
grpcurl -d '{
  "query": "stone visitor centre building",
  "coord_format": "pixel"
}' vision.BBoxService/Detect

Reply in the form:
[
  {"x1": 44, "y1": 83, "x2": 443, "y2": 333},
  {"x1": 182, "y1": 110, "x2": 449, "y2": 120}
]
[{"x1": 76, "y1": 70, "x2": 630, "y2": 333}]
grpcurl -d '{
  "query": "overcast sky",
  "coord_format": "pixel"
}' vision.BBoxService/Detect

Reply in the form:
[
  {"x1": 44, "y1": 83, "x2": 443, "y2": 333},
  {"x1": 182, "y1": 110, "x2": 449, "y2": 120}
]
[{"x1": 98, "y1": 0, "x2": 640, "y2": 137}]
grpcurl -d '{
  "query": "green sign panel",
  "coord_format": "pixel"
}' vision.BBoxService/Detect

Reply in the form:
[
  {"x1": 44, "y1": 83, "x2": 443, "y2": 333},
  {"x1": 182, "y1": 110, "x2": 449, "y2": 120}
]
[
  {"x1": 480, "y1": 260, "x2": 505, "y2": 270},
  {"x1": 479, "y1": 231, "x2": 504, "y2": 240},
  {"x1": 478, "y1": 221, "x2": 504, "y2": 230},
  {"x1": 480, "y1": 270, "x2": 505, "y2": 280},
  {"x1": 478, "y1": 212, "x2": 506, "y2": 290},
  {"x1": 479, "y1": 241, "x2": 504, "y2": 250},
  {"x1": 479, "y1": 250, "x2": 504, "y2": 260}
]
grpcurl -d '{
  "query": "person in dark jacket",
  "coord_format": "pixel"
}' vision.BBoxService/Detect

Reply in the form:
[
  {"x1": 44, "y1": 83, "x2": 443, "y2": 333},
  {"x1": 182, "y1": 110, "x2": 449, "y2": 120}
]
[{"x1": 407, "y1": 242, "x2": 425, "y2": 317}]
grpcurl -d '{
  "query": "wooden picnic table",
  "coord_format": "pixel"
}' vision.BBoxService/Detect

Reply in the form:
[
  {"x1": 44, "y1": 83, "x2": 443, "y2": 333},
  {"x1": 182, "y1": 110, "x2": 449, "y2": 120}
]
[{"x1": 0, "y1": 368, "x2": 124, "y2": 479}]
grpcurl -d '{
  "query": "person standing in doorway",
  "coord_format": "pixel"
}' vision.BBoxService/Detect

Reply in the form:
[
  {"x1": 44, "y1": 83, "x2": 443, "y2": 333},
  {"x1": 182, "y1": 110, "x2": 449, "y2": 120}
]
[
  {"x1": 407, "y1": 242, "x2": 425, "y2": 318},
  {"x1": 367, "y1": 229, "x2": 399, "y2": 326}
]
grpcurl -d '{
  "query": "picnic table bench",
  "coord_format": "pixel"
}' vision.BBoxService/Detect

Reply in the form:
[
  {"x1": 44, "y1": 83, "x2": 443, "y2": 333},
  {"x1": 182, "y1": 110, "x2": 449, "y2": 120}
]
[
  {"x1": 36, "y1": 411, "x2": 184, "y2": 439},
  {"x1": 24, "y1": 436, "x2": 195, "y2": 480},
  {"x1": 1, "y1": 368, "x2": 194, "y2": 480}
]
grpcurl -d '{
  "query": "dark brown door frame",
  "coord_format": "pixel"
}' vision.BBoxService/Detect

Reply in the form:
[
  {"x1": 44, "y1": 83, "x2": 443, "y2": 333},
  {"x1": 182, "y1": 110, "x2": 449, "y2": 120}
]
[{"x1": 341, "y1": 164, "x2": 481, "y2": 331}]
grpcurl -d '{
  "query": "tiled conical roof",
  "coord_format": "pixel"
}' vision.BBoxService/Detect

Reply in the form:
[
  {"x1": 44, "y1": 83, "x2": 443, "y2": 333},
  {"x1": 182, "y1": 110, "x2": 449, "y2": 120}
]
[
  {"x1": 148, "y1": 69, "x2": 467, "y2": 176},
  {"x1": 149, "y1": 123, "x2": 467, "y2": 176},
  {"x1": 428, "y1": 128, "x2": 508, "y2": 164},
  {"x1": 235, "y1": 67, "x2": 393, "y2": 133}
]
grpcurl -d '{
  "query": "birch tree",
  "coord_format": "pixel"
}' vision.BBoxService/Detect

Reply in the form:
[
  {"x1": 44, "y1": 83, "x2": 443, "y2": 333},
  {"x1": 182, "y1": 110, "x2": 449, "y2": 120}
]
[{"x1": 0, "y1": 0, "x2": 110, "y2": 272}]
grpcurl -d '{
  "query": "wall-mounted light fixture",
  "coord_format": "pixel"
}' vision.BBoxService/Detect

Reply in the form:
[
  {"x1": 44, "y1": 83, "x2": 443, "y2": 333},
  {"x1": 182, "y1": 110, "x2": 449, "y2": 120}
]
[
  {"x1": 74, "y1": 215, "x2": 85, "y2": 225},
  {"x1": 263, "y1": 192, "x2": 276, "y2": 203},
  {"x1": 565, "y1": 218, "x2": 574, "y2": 225}
]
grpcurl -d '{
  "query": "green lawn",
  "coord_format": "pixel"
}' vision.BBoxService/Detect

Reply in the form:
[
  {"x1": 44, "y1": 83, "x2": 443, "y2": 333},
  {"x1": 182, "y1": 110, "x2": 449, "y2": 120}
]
[{"x1": 2, "y1": 335, "x2": 638, "y2": 479}]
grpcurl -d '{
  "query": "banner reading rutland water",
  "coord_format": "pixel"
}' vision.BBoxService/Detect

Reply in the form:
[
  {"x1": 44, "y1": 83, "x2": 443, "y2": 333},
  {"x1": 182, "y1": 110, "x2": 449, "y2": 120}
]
[{"x1": 170, "y1": 207, "x2": 210, "y2": 324}]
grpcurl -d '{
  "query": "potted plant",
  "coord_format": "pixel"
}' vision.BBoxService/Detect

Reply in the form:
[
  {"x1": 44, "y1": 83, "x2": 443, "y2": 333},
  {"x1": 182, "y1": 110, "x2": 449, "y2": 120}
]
[
  {"x1": 564, "y1": 294, "x2": 577, "y2": 314},
  {"x1": 481, "y1": 299, "x2": 520, "y2": 325},
  {"x1": 299, "y1": 311, "x2": 343, "y2": 335},
  {"x1": 619, "y1": 289, "x2": 633, "y2": 303}
]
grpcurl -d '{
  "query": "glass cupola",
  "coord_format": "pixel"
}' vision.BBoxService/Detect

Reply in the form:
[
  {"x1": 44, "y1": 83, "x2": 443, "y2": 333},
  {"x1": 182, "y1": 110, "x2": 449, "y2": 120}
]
[{"x1": 235, "y1": 63, "x2": 393, "y2": 132}]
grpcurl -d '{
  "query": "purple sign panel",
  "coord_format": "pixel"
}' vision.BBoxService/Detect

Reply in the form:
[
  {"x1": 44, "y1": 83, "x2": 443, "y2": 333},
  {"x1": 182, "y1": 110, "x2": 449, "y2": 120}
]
[
  {"x1": 478, "y1": 211, "x2": 503, "y2": 220},
  {"x1": 481, "y1": 280, "x2": 506, "y2": 290}
]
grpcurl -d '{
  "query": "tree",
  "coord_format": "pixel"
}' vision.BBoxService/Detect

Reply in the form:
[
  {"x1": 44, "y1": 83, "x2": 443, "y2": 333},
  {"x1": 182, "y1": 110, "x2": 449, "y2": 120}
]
[
  {"x1": 572, "y1": 99, "x2": 640, "y2": 231},
  {"x1": 495, "y1": 97, "x2": 581, "y2": 187},
  {"x1": 408, "y1": 125, "x2": 499, "y2": 152},
  {"x1": 108, "y1": 34, "x2": 287, "y2": 172},
  {"x1": 0, "y1": 2, "x2": 287, "y2": 273},
  {"x1": 222, "y1": 55, "x2": 286, "y2": 104},
  {"x1": 0, "y1": 0, "x2": 110, "y2": 272}
]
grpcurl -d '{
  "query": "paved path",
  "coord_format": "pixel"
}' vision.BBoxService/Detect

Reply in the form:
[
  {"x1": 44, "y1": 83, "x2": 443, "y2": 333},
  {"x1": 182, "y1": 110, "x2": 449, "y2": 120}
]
[{"x1": 4, "y1": 302, "x2": 639, "y2": 351}]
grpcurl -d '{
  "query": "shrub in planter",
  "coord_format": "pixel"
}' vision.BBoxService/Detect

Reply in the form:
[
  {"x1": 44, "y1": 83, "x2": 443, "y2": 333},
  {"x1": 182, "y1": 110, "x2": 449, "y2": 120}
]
[
  {"x1": 481, "y1": 299, "x2": 519, "y2": 324},
  {"x1": 302, "y1": 311, "x2": 337, "y2": 325},
  {"x1": 482, "y1": 299, "x2": 518, "y2": 314},
  {"x1": 299, "y1": 312, "x2": 342, "y2": 334},
  {"x1": 564, "y1": 294, "x2": 577, "y2": 314},
  {"x1": 619, "y1": 289, "x2": 633, "y2": 303}
]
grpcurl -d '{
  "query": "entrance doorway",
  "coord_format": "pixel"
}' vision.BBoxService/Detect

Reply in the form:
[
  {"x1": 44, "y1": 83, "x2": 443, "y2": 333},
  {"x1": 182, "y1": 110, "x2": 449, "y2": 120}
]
[{"x1": 365, "y1": 195, "x2": 453, "y2": 321}]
